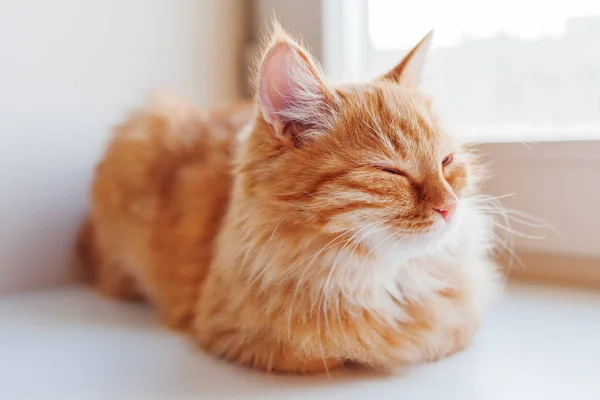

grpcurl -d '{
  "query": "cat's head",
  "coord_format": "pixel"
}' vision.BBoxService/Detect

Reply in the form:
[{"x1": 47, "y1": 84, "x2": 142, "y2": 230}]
[{"x1": 241, "y1": 26, "x2": 480, "y2": 253}]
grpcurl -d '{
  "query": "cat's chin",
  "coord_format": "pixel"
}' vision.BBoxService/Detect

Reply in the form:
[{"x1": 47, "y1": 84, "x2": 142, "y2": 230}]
[{"x1": 363, "y1": 206, "x2": 463, "y2": 265}]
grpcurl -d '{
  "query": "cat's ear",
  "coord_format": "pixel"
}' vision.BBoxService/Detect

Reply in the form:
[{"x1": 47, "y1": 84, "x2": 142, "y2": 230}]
[
  {"x1": 257, "y1": 26, "x2": 335, "y2": 145},
  {"x1": 378, "y1": 30, "x2": 434, "y2": 87}
]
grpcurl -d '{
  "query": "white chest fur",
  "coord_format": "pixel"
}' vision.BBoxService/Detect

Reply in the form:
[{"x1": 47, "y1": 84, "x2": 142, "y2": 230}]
[{"x1": 323, "y1": 203, "x2": 499, "y2": 324}]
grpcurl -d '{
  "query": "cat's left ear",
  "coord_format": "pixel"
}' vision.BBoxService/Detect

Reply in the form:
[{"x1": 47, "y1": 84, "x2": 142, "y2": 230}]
[{"x1": 378, "y1": 30, "x2": 434, "y2": 87}]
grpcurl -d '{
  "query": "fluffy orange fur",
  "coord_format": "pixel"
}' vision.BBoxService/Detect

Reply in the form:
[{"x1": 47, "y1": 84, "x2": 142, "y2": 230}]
[{"x1": 82, "y1": 26, "x2": 499, "y2": 374}]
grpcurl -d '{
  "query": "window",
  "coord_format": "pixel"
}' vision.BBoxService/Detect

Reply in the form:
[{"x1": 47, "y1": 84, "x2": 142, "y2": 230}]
[{"x1": 326, "y1": 0, "x2": 600, "y2": 141}]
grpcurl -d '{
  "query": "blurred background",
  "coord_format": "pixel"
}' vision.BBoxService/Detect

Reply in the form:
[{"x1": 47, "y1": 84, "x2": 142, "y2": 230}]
[{"x1": 0, "y1": 0, "x2": 599, "y2": 294}]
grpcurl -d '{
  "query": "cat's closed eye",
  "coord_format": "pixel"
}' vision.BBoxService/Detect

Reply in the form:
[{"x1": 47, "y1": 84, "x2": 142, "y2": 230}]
[
  {"x1": 442, "y1": 154, "x2": 453, "y2": 167},
  {"x1": 377, "y1": 166, "x2": 409, "y2": 179}
]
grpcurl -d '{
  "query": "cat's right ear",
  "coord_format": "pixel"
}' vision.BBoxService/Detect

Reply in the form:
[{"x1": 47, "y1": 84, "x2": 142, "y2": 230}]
[
  {"x1": 378, "y1": 30, "x2": 434, "y2": 87},
  {"x1": 257, "y1": 28, "x2": 336, "y2": 145}
]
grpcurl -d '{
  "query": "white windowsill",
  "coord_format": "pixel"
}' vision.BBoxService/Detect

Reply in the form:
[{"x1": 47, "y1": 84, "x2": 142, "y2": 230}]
[{"x1": 1, "y1": 284, "x2": 599, "y2": 399}]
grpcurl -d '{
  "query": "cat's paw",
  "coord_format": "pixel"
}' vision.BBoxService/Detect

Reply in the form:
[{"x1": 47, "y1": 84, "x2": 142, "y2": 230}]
[
  {"x1": 428, "y1": 322, "x2": 479, "y2": 362},
  {"x1": 193, "y1": 322, "x2": 340, "y2": 373}
]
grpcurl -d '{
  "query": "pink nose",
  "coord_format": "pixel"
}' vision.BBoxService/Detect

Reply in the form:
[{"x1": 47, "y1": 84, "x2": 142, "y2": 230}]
[{"x1": 434, "y1": 201, "x2": 457, "y2": 222}]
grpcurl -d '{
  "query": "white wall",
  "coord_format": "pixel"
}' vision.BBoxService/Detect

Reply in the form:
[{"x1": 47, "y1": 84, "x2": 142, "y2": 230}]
[{"x1": 0, "y1": 0, "x2": 246, "y2": 294}]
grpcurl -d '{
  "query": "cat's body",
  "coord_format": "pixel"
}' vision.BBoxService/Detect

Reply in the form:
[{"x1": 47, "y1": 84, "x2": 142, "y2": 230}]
[
  {"x1": 83, "y1": 27, "x2": 499, "y2": 373},
  {"x1": 86, "y1": 99, "x2": 252, "y2": 325}
]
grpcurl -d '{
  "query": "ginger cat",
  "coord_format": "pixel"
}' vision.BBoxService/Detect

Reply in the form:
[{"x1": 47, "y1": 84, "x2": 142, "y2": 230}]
[{"x1": 82, "y1": 26, "x2": 499, "y2": 373}]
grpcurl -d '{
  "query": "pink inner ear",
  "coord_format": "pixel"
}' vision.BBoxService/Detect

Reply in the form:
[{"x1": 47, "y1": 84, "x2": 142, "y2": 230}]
[{"x1": 259, "y1": 43, "x2": 297, "y2": 125}]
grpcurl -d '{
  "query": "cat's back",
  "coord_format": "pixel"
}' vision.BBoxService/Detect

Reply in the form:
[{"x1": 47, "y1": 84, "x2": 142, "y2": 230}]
[
  {"x1": 89, "y1": 96, "x2": 253, "y2": 304},
  {"x1": 93, "y1": 96, "x2": 253, "y2": 222}
]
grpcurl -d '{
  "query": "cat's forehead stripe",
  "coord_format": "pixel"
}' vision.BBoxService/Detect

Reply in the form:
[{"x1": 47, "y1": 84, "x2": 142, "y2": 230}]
[{"x1": 379, "y1": 87, "x2": 438, "y2": 155}]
